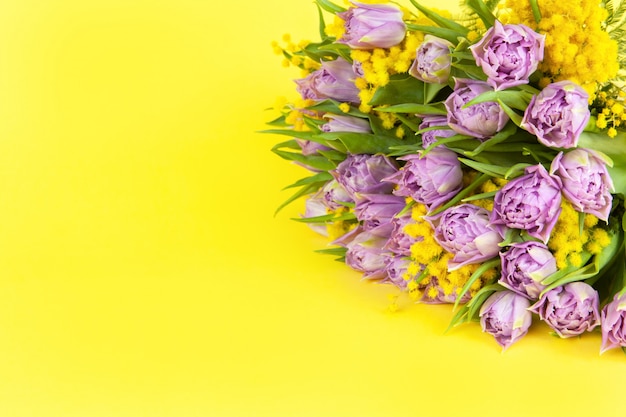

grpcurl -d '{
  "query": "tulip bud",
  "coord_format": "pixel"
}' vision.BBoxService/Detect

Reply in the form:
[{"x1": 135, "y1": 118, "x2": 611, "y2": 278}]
[{"x1": 480, "y1": 290, "x2": 532, "y2": 350}]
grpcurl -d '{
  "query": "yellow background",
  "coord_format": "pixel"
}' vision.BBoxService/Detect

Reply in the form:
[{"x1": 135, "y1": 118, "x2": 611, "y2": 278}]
[{"x1": 0, "y1": 0, "x2": 624, "y2": 416}]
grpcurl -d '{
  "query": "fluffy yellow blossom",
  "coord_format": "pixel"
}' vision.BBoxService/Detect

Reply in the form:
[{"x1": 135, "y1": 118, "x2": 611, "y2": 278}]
[
  {"x1": 501, "y1": 0, "x2": 619, "y2": 98},
  {"x1": 403, "y1": 201, "x2": 495, "y2": 302},
  {"x1": 548, "y1": 200, "x2": 612, "y2": 269}
]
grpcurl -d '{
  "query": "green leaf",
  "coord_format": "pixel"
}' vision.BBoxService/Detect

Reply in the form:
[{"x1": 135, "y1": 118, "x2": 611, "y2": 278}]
[
  {"x1": 451, "y1": 63, "x2": 488, "y2": 81},
  {"x1": 316, "y1": 132, "x2": 417, "y2": 155},
  {"x1": 275, "y1": 182, "x2": 324, "y2": 215},
  {"x1": 292, "y1": 211, "x2": 356, "y2": 223},
  {"x1": 408, "y1": 0, "x2": 470, "y2": 35},
  {"x1": 263, "y1": 129, "x2": 319, "y2": 142},
  {"x1": 453, "y1": 258, "x2": 500, "y2": 310},
  {"x1": 428, "y1": 172, "x2": 490, "y2": 216},
  {"x1": 315, "y1": 0, "x2": 345, "y2": 14},
  {"x1": 315, "y1": 246, "x2": 348, "y2": 261},
  {"x1": 467, "y1": 89, "x2": 533, "y2": 110},
  {"x1": 317, "y1": 43, "x2": 353, "y2": 62},
  {"x1": 405, "y1": 24, "x2": 464, "y2": 44},
  {"x1": 375, "y1": 103, "x2": 447, "y2": 115},
  {"x1": 272, "y1": 148, "x2": 337, "y2": 171},
  {"x1": 368, "y1": 74, "x2": 425, "y2": 106},
  {"x1": 458, "y1": 158, "x2": 510, "y2": 177},
  {"x1": 464, "y1": 122, "x2": 518, "y2": 157},
  {"x1": 464, "y1": 0, "x2": 497, "y2": 28},
  {"x1": 282, "y1": 171, "x2": 333, "y2": 190}
]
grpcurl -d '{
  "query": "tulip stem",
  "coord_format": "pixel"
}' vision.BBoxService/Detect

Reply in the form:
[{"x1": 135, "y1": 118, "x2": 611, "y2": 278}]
[{"x1": 529, "y1": 0, "x2": 541, "y2": 23}]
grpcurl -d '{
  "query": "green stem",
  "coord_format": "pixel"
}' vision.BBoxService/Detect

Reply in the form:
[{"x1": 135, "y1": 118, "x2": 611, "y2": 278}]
[{"x1": 529, "y1": 0, "x2": 541, "y2": 24}]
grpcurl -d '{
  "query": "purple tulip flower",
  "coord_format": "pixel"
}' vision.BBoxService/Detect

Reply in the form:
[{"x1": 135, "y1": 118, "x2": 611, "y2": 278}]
[
  {"x1": 385, "y1": 213, "x2": 420, "y2": 257},
  {"x1": 445, "y1": 78, "x2": 510, "y2": 140},
  {"x1": 322, "y1": 179, "x2": 354, "y2": 210},
  {"x1": 521, "y1": 81, "x2": 590, "y2": 149},
  {"x1": 470, "y1": 20, "x2": 545, "y2": 90},
  {"x1": 550, "y1": 149, "x2": 614, "y2": 222},
  {"x1": 600, "y1": 291, "x2": 626, "y2": 353},
  {"x1": 302, "y1": 192, "x2": 330, "y2": 236},
  {"x1": 333, "y1": 153, "x2": 399, "y2": 201},
  {"x1": 428, "y1": 204, "x2": 502, "y2": 270},
  {"x1": 321, "y1": 114, "x2": 372, "y2": 133},
  {"x1": 490, "y1": 164, "x2": 562, "y2": 244},
  {"x1": 343, "y1": 223, "x2": 393, "y2": 280},
  {"x1": 529, "y1": 282, "x2": 600, "y2": 337},
  {"x1": 354, "y1": 193, "x2": 406, "y2": 230},
  {"x1": 385, "y1": 149, "x2": 463, "y2": 211},
  {"x1": 480, "y1": 290, "x2": 532, "y2": 350},
  {"x1": 296, "y1": 139, "x2": 331, "y2": 156},
  {"x1": 499, "y1": 241, "x2": 555, "y2": 299},
  {"x1": 295, "y1": 57, "x2": 360, "y2": 103},
  {"x1": 419, "y1": 115, "x2": 455, "y2": 148},
  {"x1": 409, "y1": 35, "x2": 454, "y2": 84},
  {"x1": 383, "y1": 254, "x2": 411, "y2": 289},
  {"x1": 338, "y1": 1, "x2": 406, "y2": 49}
]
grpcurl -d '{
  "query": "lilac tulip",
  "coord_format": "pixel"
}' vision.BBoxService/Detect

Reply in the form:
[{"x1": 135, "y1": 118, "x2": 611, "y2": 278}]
[
  {"x1": 354, "y1": 193, "x2": 406, "y2": 230},
  {"x1": 385, "y1": 213, "x2": 420, "y2": 257},
  {"x1": 600, "y1": 291, "x2": 626, "y2": 353},
  {"x1": 302, "y1": 192, "x2": 330, "y2": 236},
  {"x1": 550, "y1": 149, "x2": 614, "y2": 221},
  {"x1": 470, "y1": 20, "x2": 545, "y2": 90},
  {"x1": 321, "y1": 114, "x2": 372, "y2": 133},
  {"x1": 499, "y1": 241, "x2": 556, "y2": 299},
  {"x1": 322, "y1": 179, "x2": 354, "y2": 210},
  {"x1": 333, "y1": 153, "x2": 399, "y2": 201},
  {"x1": 419, "y1": 115, "x2": 455, "y2": 148},
  {"x1": 428, "y1": 204, "x2": 502, "y2": 270},
  {"x1": 490, "y1": 164, "x2": 562, "y2": 244},
  {"x1": 343, "y1": 223, "x2": 393, "y2": 280},
  {"x1": 409, "y1": 35, "x2": 454, "y2": 84},
  {"x1": 445, "y1": 78, "x2": 510, "y2": 140},
  {"x1": 296, "y1": 139, "x2": 331, "y2": 156},
  {"x1": 521, "y1": 81, "x2": 590, "y2": 149},
  {"x1": 480, "y1": 290, "x2": 532, "y2": 350},
  {"x1": 383, "y1": 254, "x2": 411, "y2": 289},
  {"x1": 295, "y1": 57, "x2": 360, "y2": 103},
  {"x1": 530, "y1": 282, "x2": 600, "y2": 337},
  {"x1": 338, "y1": 1, "x2": 406, "y2": 49},
  {"x1": 385, "y1": 149, "x2": 463, "y2": 211}
]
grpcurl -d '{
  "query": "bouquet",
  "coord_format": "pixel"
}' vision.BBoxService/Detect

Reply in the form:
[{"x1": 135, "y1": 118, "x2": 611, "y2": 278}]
[{"x1": 264, "y1": 0, "x2": 626, "y2": 353}]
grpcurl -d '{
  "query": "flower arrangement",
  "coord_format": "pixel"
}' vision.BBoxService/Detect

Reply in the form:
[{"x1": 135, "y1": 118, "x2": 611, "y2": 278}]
[{"x1": 264, "y1": 0, "x2": 626, "y2": 353}]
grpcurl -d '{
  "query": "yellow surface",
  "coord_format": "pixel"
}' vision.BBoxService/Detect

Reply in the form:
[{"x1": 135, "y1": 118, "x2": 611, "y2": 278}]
[{"x1": 0, "y1": 0, "x2": 624, "y2": 416}]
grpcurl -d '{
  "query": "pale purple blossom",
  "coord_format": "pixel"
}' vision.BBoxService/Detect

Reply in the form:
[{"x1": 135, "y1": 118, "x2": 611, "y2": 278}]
[
  {"x1": 354, "y1": 193, "x2": 406, "y2": 230},
  {"x1": 480, "y1": 290, "x2": 532, "y2": 350},
  {"x1": 529, "y1": 282, "x2": 600, "y2": 337},
  {"x1": 295, "y1": 57, "x2": 360, "y2": 103},
  {"x1": 385, "y1": 213, "x2": 420, "y2": 257},
  {"x1": 409, "y1": 35, "x2": 453, "y2": 84},
  {"x1": 550, "y1": 149, "x2": 614, "y2": 221},
  {"x1": 600, "y1": 291, "x2": 626, "y2": 353},
  {"x1": 470, "y1": 20, "x2": 545, "y2": 90},
  {"x1": 321, "y1": 114, "x2": 371, "y2": 133},
  {"x1": 322, "y1": 179, "x2": 354, "y2": 210},
  {"x1": 521, "y1": 81, "x2": 590, "y2": 149},
  {"x1": 419, "y1": 115, "x2": 455, "y2": 148},
  {"x1": 343, "y1": 224, "x2": 393, "y2": 279},
  {"x1": 445, "y1": 78, "x2": 510, "y2": 140},
  {"x1": 338, "y1": 1, "x2": 406, "y2": 49},
  {"x1": 333, "y1": 153, "x2": 399, "y2": 201},
  {"x1": 428, "y1": 204, "x2": 502, "y2": 270},
  {"x1": 499, "y1": 241, "x2": 555, "y2": 299},
  {"x1": 385, "y1": 149, "x2": 463, "y2": 211},
  {"x1": 490, "y1": 164, "x2": 562, "y2": 243}
]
